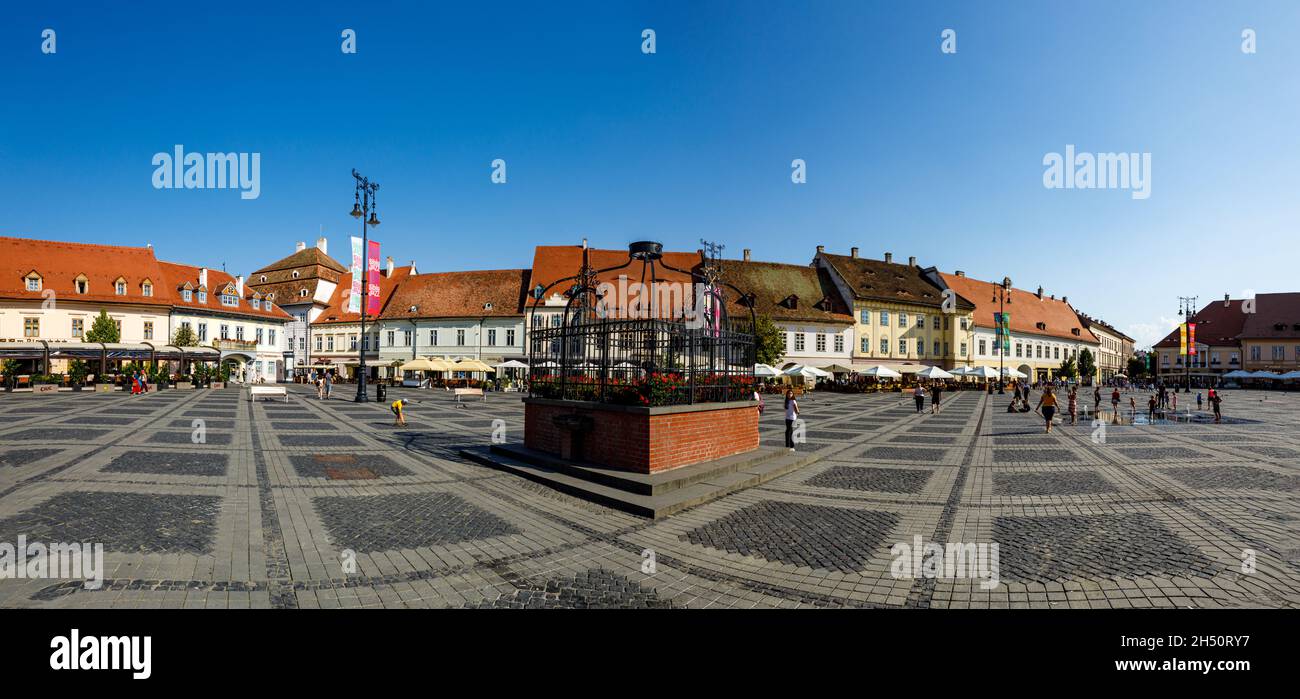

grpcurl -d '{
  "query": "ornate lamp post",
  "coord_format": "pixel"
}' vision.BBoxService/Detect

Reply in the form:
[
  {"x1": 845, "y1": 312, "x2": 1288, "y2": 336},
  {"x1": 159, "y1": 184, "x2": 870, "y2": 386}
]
[
  {"x1": 350, "y1": 169, "x2": 380, "y2": 402},
  {"x1": 993, "y1": 276, "x2": 1012, "y2": 394},
  {"x1": 1178, "y1": 295, "x2": 1197, "y2": 394}
]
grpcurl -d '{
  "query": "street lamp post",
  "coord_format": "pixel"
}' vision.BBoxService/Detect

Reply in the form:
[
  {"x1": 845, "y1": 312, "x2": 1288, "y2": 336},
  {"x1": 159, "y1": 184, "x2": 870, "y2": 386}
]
[
  {"x1": 350, "y1": 169, "x2": 380, "y2": 402},
  {"x1": 993, "y1": 277, "x2": 1012, "y2": 394},
  {"x1": 1178, "y1": 295, "x2": 1197, "y2": 394}
]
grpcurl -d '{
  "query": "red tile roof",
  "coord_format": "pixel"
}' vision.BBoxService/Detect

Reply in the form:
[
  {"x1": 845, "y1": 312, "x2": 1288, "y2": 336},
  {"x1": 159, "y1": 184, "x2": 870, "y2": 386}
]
[
  {"x1": 939, "y1": 273, "x2": 1099, "y2": 344},
  {"x1": 526, "y1": 245, "x2": 703, "y2": 307},
  {"x1": 718, "y1": 259, "x2": 853, "y2": 324},
  {"x1": 160, "y1": 261, "x2": 293, "y2": 321},
  {"x1": 313, "y1": 266, "x2": 414, "y2": 325},
  {"x1": 1, "y1": 235, "x2": 172, "y2": 307},
  {"x1": 379, "y1": 269, "x2": 529, "y2": 320},
  {"x1": 1153, "y1": 298, "x2": 1250, "y2": 348},
  {"x1": 1238, "y1": 293, "x2": 1300, "y2": 340}
]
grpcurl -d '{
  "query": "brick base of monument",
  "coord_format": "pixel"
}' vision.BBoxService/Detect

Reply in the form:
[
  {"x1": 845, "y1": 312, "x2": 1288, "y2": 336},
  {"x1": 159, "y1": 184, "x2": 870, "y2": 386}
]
[{"x1": 524, "y1": 398, "x2": 760, "y2": 474}]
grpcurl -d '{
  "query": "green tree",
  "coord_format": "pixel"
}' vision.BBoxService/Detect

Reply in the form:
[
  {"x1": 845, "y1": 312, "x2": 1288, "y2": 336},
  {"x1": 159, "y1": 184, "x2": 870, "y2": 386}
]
[
  {"x1": 1077, "y1": 348, "x2": 1096, "y2": 384},
  {"x1": 753, "y1": 315, "x2": 785, "y2": 367},
  {"x1": 1127, "y1": 355, "x2": 1148, "y2": 379},
  {"x1": 85, "y1": 309, "x2": 120, "y2": 343},
  {"x1": 172, "y1": 324, "x2": 198, "y2": 347},
  {"x1": 1057, "y1": 355, "x2": 1078, "y2": 381}
]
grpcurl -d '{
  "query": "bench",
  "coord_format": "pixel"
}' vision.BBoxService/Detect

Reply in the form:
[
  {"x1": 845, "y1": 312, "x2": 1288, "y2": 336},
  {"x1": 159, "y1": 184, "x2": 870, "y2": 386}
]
[
  {"x1": 453, "y1": 387, "x2": 485, "y2": 405},
  {"x1": 249, "y1": 385, "x2": 288, "y2": 402}
]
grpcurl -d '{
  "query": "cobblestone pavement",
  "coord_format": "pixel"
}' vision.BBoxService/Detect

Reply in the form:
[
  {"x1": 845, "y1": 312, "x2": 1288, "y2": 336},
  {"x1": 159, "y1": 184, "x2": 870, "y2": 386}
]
[{"x1": 1, "y1": 385, "x2": 1297, "y2": 609}]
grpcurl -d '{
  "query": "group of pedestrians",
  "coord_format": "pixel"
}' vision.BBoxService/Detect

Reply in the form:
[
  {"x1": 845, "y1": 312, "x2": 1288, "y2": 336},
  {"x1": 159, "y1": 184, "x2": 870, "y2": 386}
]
[
  {"x1": 314, "y1": 372, "x2": 333, "y2": 400},
  {"x1": 911, "y1": 383, "x2": 944, "y2": 414},
  {"x1": 129, "y1": 369, "x2": 150, "y2": 395}
]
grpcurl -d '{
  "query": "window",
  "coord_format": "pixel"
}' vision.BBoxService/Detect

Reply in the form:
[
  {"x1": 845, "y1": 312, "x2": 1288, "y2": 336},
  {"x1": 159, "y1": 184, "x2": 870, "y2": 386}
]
[
  {"x1": 859, "y1": 309, "x2": 870, "y2": 325},
  {"x1": 144, "y1": 321, "x2": 154, "y2": 340},
  {"x1": 350, "y1": 335, "x2": 358, "y2": 351},
  {"x1": 115, "y1": 280, "x2": 126, "y2": 295},
  {"x1": 861, "y1": 337, "x2": 869, "y2": 353},
  {"x1": 506, "y1": 329, "x2": 515, "y2": 346},
  {"x1": 457, "y1": 329, "x2": 466, "y2": 346},
  {"x1": 794, "y1": 333, "x2": 805, "y2": 352},
  {"x1": 933, "y1": 316, "x2": 941, "y2": 330},
  {"x1": 75, "y1": 276, "x2": 88, "y2": 294},
  {"x1": 114, "y1": 319, "x2": 122, "y2": 336},
  {"x1": 899, "y1": 313, "x2": 908, "y2": 328},
  {"x1": 899, "y1": 338, "x2": 907, "y2": 354},
  {"x1": 1015, "y1": 343, "x2": 1022, "y2": 358},
  {"x1": 298, "y1": 337, "x2": 305, "y2": 351},
  {"x1": 198, "y1": 291, "x2": 207, "y2": 303},
  {"x1": 198, "y1": 323, "x2": 208, "y2": 342},
  {"x1": 834, "y1": 335, "x2": 844, "y2": 353},
  {"x1": 933, "y1": 340, "x2": 940, "y2": 355},
  {"x1": 142, "y1": 281, "x2": 153, "y2": 297},
  {"x1": 268, "y1": 329, "x2": 276, "y2": 345},
  {"x1": 959, "y1": 317, "x2": 969, "y2": 330},
  {"x1": 880, "y1": 311, "x2": 890, "y2": 326},
  {"x1": 256, "y1": 328, "x2": 264, "y2": 344},
  {"x1": 916, "y1": 315, "x2": 924, "y2": 328},
  {"x1": 251, "y1": 298, "x2": 260, "y2": 310},
  {"x1": 978, "y1": 339, "x2": 986, "y2": 356},
  {"x1": 403, "y1": 330, "x2": 412, "y2": 347},
  {"x1": 917, "y1": 340, "x2": 925, "y2": 356},
  {"x1": 26, "y1": 275, "x2": 42, "y2": 291},
  {"x1": 327, "y1": 335, "x2": 335, "y2": 351},
  {"x1": 1272, "y1": 345, "x2": 1285, "y2": 360},
  {"x1": 429, "y1": 330, "x2": 438, "y2": 345},
  {"x1": 182, "y1": 289, "x2": 192, "y2": 302},
  {"x1": 386, "y1": 330, "x2": 395, "y2": 346},
  {"x1": 299, "y1": 289, "x2": 308, "y2": 298},
  {"x1": 220, "y1": 324, "x2": 229, "y2": 340},
  {"x1": 880, "y1": 337, "x2": 889, "y2": 355},
  {"x1": 488, "y1": 329, "x2": 497, "y2": 346},
  {"x1": 1036, "y1": 345, "x2": 1043, "y2": 359},
  {"x1": 221, "y1": 294, "x2": 238, "y2": 307},
  {"x1": 235, "y1": 326, "x2": 244, "y2": 341},
  {"x1": 1054, "y1": 347, "x2": 1060, "y2": 359},
  {"x1": 23, "y1": 317, "x2": 39, "y2": 337},
  {"x1": 816, "y1": 334, "x2": 826, "y2": 352},
  {"x1": 960, "y1": 342, "x2": 968, "y2": 357},
  {"x1": 292, "y1": 271, "x2": 300, "y2": 279},
  {"x1": 72, "y1": 318, "x2": 84, "y2": 337},
  {"x1": 363, "y1": 334, "x2": 372, "y2": 351},
  {"x1": 315, "y1": 335, "x2": 322, "y2": 351}
]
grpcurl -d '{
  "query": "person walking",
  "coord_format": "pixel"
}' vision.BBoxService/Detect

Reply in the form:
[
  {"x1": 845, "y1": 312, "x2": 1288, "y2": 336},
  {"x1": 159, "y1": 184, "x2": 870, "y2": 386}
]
[
  {"x1": 1172, "y1": 392, "x2": 1178, "y2": 413},
  {"x1": 1110, "y1": 387, "x2": 1120, "y2": 419},
  {"x1": 1148, "y1": 394, "x2": 1158, "y2": 422},
  {"x1": 315, "y1": 374, "x2": 324, "y2": 400},
  {"x1": 1211, "y1": 391, "x2": 1223, "y2": 423},
  {"x1": 914, "y1": 384, "x2": 926, "y2": 413},
  {"x1": 323, "y1": 372, "x2": 333, "y2": 400},
  {"x1": 1196, "y1": 392, "x2": 1203, "y2": 411},
  {"x1": 1035, "y1": 387, "x2": 1058, "y2": 433},
  {"x1": 784, "y1": 389, "x2": 800, "y2": 450},
  {"x1": 931, "y1": 383, "x2": 943, "y2": 414},
  {"x1": 1093, "y1": 386, "x2": 1102, "y2": 417},
  {"x1": 1067, "y1": 386, "x2": 1078, "y2": 425}
]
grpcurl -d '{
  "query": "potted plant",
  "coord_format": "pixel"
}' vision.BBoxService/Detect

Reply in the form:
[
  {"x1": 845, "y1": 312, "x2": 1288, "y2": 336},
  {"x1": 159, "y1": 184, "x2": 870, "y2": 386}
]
[
  {"x1": 68, "y1": 360, "x2": 88, "y2": 392},
  {"x1": 1, "y1": 359, "x2": 18, "y2": 393},
  {"x1": 31, "y1": 373, "x2": 60, "y2": 395}
]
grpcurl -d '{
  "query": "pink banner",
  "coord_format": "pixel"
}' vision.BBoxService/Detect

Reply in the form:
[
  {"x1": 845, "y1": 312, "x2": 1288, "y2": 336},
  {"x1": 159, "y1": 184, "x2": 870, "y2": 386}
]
[{"x1": 367, "y1": 240, "x2": 382, "y2": 315}]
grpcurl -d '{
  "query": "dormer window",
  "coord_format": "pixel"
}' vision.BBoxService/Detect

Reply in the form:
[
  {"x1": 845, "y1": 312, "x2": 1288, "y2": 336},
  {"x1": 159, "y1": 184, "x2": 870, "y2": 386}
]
[
  {"x1": 74, "y1": 274, "x2": 88, "y2": 294},
  {"x1": 299, "y1": 289, "x2": 309, "y2": 298},
  {"x1": 251, "y1": 297, "x2": 261, "y2": 310},
  {"x1": 265, "y1": 300, "x2": 273, "y2": 312},
  {"x1": 25, "y1": 272, "x2": 42, "y2": 292},
  {"x1": 780, "y1": 294, "x2": 799, "y2": 309},
  {"x1": 483, "y1": 302, "x2": 494, "y2": 311},
  {"x1": 114, "y1": 277, "x2": 127, "y2": 295},
  {"x1": 197, "y1": 290, "x2": 207, "y2": 303},
  {"x1": 141, "y1": 279, "x2": 153, "y2": 297},
  {"x1": 182, "y1": 289, "x2": 193, "y2": 302},
  {"x1": 221, "y1": 293, "x2": 238, "y2": 307},
  {"x1": 292, "y1": 271, "x2": 300, "y2": 279},
  {"x1": 259, "y1": 275, "x2": 267, "y2": 282}
]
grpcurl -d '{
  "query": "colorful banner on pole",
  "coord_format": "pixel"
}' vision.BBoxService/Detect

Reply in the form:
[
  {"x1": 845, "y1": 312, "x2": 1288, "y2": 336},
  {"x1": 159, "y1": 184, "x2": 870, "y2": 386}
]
[
  {"x1": 366, "y1": 240, "x2": 382, "y2": 316},
  {"x1": 348, "y1": 236, "x2": 363, "y2": 314},
  {"x1": 1187, "y1": 322, "x2": 1197, "y2": 355},
  {"x1": 1178, "y1": 323, "x2": 1188, "y2": 356},
  {"x1": 994, "y1": 312, "x2": 1011, "y2": 352}
]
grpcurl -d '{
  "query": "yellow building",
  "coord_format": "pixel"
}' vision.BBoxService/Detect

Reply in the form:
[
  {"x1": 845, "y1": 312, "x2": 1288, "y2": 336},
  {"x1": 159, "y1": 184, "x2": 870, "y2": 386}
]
[{"x1": 815, "y1": 249, "x2": 977, "y2": 371}]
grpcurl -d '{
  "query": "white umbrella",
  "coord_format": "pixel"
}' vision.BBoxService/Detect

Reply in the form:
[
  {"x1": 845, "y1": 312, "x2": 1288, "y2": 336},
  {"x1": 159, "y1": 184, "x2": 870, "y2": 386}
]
[
  {"x1": 494, "y1": 359, "x2": 529, "y2": 370},
  {"x1": 967, "y1": 366, "x2": 1001, "y2": 379},
  {"x1": 860, "y1": 365, "x2": 902, "y2": 379},
  {"x1": 754, "y1": 363, "x2": 779, "y2": 377},
  {"x1": 783, "y1": 364, "x2": 830, "y2": 378},
  {"x1": 915, "y1": 366, "x2": 955, "y2": 379},
  {"x1": 948, "y1": 366, "x2": 970, "y2": 376},
  {"x1": 1250, "y1": 370, "x2": 1282, "y2": 379},
  {"x1": 820, "y1": 363, "x2": 856, "y2": 374},
  {"x1": 1001, "y1": 367, "x2": 1028, "y2": 379}
]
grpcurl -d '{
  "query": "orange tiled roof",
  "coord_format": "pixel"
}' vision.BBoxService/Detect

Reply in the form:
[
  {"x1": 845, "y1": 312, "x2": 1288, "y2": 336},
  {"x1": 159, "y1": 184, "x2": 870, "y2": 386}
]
[
  {"x1": 939, "y1": 273, "x2": 1099, "y2": 344},
  {"x1": 0, "y1": 235, "x2": 172, "y2": 307},
  {"x1": 159, "y1": 261, "x2": 293, "y2": 321},
  {"x1": 526, "y1": 245, "x2": 703, "y2": 305},
  {"x1": 718, "y1": 259, "x2": 853, "y2": 324},
  {"x1": 313, "y1": 266, "x2": 414, "y2": 325},
  {"x1": 379, "y1": 269, "x2": 529, "y2": 320}
]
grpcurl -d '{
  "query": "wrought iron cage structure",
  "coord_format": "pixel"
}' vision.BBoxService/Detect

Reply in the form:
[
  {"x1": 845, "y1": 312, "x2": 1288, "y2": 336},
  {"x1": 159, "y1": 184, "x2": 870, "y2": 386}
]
[{"x1": 527, "y1": 241, "x2": 757, "y2": 406}]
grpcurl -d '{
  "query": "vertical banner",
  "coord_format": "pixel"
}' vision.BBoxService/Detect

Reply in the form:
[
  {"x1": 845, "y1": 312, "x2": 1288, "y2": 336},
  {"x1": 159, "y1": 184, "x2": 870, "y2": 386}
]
[
  {"x1": 348, "y1": 237, "x2": 363, "y2": 314},
  {"x1": 999, "y1": 313, "x2": 1011, "y2": 352},
  {"x1": 1178, "y1": 323, "x2": 1188, "y2": 356},
  {"x1": 367, "y1": 240, "x2": 382, "y2": 316},
  {"x1": 1187, "y1": 322, "x2": 1197, "y2": 355}
]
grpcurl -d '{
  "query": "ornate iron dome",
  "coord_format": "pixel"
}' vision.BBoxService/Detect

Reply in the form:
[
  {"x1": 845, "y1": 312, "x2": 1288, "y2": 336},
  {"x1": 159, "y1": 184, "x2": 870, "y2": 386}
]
[{"x1": 527, "y1": 240, "x2": 757, "y2": 406}]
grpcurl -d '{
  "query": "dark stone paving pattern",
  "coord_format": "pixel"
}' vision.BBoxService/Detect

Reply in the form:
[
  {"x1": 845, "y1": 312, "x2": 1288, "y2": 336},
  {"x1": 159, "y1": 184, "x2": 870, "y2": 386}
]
[
  {"x1": 1238, "y1": 445, "x2": 1300, "y2": 460},
  {"x1": 0, "y1": 448, "x2": 62, "y2": 468},
  {"x1": 888, "y1": 434, "x2": 957, "y2": 445},
  {"x1": 993, "y1": 513, "x2": 1224, "y2": 583},
  {"x1": 681, "y1": 501, "x2": 899, "y2": 573},
  {"x1": 807, "y1": 466, "x2": 932, "y2": 494},
  {"x1": 166, "y1": 418, "x2": 235, "y2": 430},
  {"x1": 0, "y1": 491, "x2": 221, "y2": 555},
  {"x1": 993, "y1": 448, "x2": 1079, "y2": 463},
  {"x1": 146, "y1": 431, "x2": 233, "y2": 445},
  {"x1": 102, "y1": 450, "x2": 229, "y2": 477},
  {"x1": 312, "y1": 492, "x2": 521, "y2": 552},
  {"x1": 4, "y1": 428, "x2": 110, "y2": 441},
  {"x1": 1159, "y1": 465, "x2": 1300, "y2": 492},
  {"x1": 992, "y1": 471, "x2": 1118, "y2": 496},
  {"x1": 288, "y1": 453, "x2": 413, "y2": 479},
  {"x1": 1115, "y1": 446, "x2": 1207, "y2": 461},
  {"x1": 469, "y1": 569, "x2": 673, "y2": 609},
  {"x1": 860, "y1": 446, "x2": 947, "y2": 462},
  {"x1": 279, "y1": 434, "x2": 360, "y2": 447}
]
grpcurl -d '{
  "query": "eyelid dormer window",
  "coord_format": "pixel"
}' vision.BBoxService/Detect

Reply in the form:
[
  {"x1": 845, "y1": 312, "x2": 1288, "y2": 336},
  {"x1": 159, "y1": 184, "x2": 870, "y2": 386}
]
[
  {"x1": 114, "y1": 277, "x2": 127, "y2": 295},
  {"x1": 25, "y1": 272, "x2": 42, "y2": 292}
]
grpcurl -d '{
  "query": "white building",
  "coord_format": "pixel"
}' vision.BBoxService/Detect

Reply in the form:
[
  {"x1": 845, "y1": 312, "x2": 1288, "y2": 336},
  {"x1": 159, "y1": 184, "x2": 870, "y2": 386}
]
[
  {"x1": 248, "y1": 238, "x2": 346, "y2": 378},
  {"x1": 377, "y1": 269, "x2": 528, "y2": 369}
]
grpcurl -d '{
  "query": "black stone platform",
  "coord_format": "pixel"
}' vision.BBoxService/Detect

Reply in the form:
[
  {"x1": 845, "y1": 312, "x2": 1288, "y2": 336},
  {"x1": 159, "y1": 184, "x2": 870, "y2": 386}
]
[{"x1": 459, "y1": 443, "x2": 818, "y2": 519}]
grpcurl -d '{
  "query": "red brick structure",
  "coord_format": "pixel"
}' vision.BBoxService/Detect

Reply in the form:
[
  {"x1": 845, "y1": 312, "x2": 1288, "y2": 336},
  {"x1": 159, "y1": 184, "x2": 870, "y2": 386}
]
[{"x1": 524, "y1": 398, "x2": 759, "y2": 474}]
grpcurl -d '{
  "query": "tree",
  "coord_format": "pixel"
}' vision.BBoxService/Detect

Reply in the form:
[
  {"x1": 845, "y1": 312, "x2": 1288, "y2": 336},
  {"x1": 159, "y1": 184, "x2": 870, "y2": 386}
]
[
  {"x1": 753, "y1": 315, "x2": 785, "y2": 367},
  {"x1": 85, "y1": 309, "x2": 120, "y2": 343},
  {"x1": 1127, "y1": 355, "x2": 1148, "y2": 380},
  {"x1": 1057, "y1": 355, "x2": 1078, "y2": 381},
  {"x1": 1077, "y1": 348, "x2": 1096, "y2": 384},
  {"x1": 172, "y1": 324, "x2": 198, "y2": 347}
]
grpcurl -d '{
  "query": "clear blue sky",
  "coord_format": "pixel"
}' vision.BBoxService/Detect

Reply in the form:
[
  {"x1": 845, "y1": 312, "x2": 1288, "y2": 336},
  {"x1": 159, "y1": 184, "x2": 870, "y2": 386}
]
[{"x1": 2, "y1": 1, "x2": 1297, "y2": 348}]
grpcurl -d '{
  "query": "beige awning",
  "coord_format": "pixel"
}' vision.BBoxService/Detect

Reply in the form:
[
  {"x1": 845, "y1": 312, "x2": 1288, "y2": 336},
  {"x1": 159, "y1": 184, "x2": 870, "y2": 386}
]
[{"x1": 453, "y1": 359, "x2": 495, "y2": 373}]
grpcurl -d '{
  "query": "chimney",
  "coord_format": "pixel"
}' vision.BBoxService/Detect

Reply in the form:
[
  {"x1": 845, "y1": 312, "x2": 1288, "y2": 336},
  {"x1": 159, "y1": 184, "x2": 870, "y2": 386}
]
[
  {"x1": 199, "y1": 268, "x2": 208, "y2": 288},
  {"x1": 816, "y1": 245, "x2": 825, "y2": 254},
  {"x1": 236, "y1": 275, "x2": 244, "y2": 296},
  {"x1": 1036, "y1": 286, "x2": 1043, "y2": 299},
  {"x1": 296, "y1": 241, "x2": 306, "y2": 252},
  {"x1": 386, "y1": 256, "x2": 394, "y2": 277},
  {"x1": 884, "y1": 252, "x2": 893, "y2": 263},
  {"x1": 955, "y1": 270, "x2": 965, "y2": 277},
  {"x1": 1062, "y1": 296, "x2": 1068, "y2": 304},
  {"x1": 908, "y1": 256, "x2": 916, "y2": 267},
  {"x1": 850, "y1": 247, "x2": 859, "y2": 258},
  {"x1": 742, "y1": 249, "x2": 751, "y2": 262},
  {"x1": 316, "y1": 237, "x2": 328, "y2": 255}
]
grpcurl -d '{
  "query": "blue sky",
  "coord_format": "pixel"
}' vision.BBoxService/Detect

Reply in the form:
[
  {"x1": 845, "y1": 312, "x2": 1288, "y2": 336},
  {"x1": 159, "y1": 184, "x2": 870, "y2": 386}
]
[{"x1": 2, "y1": 1, "x2": 1297, "y2": 348}]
